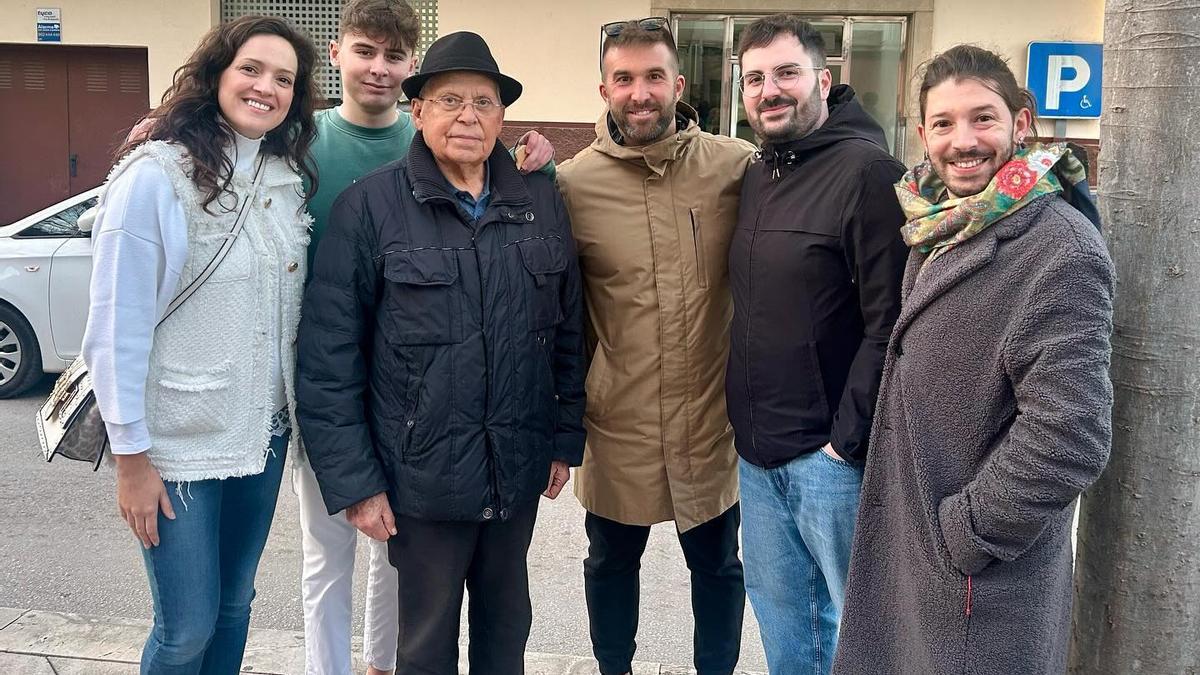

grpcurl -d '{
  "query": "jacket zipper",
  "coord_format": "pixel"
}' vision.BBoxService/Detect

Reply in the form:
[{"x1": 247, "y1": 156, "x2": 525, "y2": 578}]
[
  {"x1": 745, "y1": 160, "x2": 786, "y2": 458},
  {"x1": 425, "y1": 191, "x2": 521, "y2": 520},
  {"x1": 961, "y1": 575, "x2": 974, "y2": 675},
  {"x1": 965, "y1": 575, "x2": 973, "y2": 617},
  {"x1": 471, "y1": 229, "x2": 503, "y2": 518},
  {"x1": 401, "y1": 368, "x2": 421, "y2": 463}
]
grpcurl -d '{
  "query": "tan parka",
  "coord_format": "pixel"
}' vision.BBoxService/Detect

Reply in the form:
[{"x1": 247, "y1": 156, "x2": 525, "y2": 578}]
[{"x1": 557, "y1": 105, "x2": 755, "y2": 531}]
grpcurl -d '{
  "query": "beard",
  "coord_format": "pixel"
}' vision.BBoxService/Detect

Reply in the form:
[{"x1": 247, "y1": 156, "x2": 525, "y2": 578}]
[
  {"x1": 749, "y1": 78, "x2": 825, "y2": 143},
  {"x1": 614, "y1": 99, "x2": 676, "y2": 145},
  {"x1": 932, "y1": 139, "x2": 1016, "y2": 198}
]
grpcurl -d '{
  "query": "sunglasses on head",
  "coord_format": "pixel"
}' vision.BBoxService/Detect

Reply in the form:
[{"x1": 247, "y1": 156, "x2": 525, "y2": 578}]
[
  {"x1": 599, "y1": 17, "x2": 675, "y2": 71},
  {"x1": 601, "y1": 16, "x2": 671, "y2": 38}
]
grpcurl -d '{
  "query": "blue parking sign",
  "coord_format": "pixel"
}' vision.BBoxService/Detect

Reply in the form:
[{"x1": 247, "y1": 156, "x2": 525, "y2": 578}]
[{"x1": 1026, "y1": 42, "x2": 1102, "y2": 119}]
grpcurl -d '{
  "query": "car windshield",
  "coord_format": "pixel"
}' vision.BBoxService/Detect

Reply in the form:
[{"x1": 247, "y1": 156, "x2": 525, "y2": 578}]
[{"x1": 18, "y1": 197, "x2": 98, "y2": 238}]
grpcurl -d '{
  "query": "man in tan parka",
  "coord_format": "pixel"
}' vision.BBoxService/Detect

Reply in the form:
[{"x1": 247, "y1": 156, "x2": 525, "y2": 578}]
[{"x1": 556, "y1": 18, "x2": 756, "y2": 675}]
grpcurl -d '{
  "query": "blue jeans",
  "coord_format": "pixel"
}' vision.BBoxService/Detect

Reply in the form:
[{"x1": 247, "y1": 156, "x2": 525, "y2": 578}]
[
  {"x1": 139, "y1": 432, "x2": 287, "y2": 675},
  {"x1": 739, "y1": 452, "x2": 862, "y2": 675}
]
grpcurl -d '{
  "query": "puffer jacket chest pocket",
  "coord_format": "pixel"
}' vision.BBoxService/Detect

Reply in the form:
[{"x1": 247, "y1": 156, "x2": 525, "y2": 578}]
[
  {"x1": 382, "y1": 250, "x2": 464, "y2": 345},
  {"x1": 516, "y1": 236, "x2": 567, "y2": 331}
]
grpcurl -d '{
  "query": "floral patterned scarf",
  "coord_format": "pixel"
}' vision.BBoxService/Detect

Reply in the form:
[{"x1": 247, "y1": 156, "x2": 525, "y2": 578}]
[{"x1": 896, "y1": 142, "x2": 1087, "y2": 270}]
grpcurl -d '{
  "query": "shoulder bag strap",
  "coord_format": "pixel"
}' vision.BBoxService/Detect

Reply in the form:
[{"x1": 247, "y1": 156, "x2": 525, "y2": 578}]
[{"x1": 157, "y1": 155, "x2": 267, "y2": 327}]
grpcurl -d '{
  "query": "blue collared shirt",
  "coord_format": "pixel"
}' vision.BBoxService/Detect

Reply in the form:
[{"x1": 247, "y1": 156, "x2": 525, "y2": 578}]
[{"x1": 453, "y1": 165, "x2": 491, "y2": 222}]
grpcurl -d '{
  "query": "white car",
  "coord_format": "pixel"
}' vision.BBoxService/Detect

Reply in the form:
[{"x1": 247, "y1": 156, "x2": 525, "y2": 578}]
[{"x1": 0, "y1": 188, "x2": 101, "y2": 398}]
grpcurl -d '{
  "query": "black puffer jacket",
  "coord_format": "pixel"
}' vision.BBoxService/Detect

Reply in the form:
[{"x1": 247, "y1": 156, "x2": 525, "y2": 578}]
[
  {"x1": 727, "y1": 85, "x2": 907, "y2": 467},
  {"x1": 296, "y1": 133, "x2": 586, "y2": 523}
]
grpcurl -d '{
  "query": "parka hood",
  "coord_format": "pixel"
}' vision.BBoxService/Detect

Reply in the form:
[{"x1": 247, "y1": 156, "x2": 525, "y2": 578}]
[
  {"x1": 590, "y1": 102, "x2": 702, "y2": 175},
  {"x1": 759, "y1": 84, "x2": 889, "y2": 163}
]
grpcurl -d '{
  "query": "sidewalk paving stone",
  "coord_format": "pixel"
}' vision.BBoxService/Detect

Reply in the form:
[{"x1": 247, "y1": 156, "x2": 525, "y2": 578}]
[
  {"x1": 0, "y1": 652, "x2": 56, "y2": 675},
  {"x1": 0, "y1": 607, "x2": 28, "y2": 631},
  {"x1": 0, "y1": 607, "x2": 764, "y2": 674},
  {"x1": 48, "y1": 658, "x2": 140, "y2": 674},
  {"x1": 0, "y1": 609, "x2": 146, "y2": 662}
]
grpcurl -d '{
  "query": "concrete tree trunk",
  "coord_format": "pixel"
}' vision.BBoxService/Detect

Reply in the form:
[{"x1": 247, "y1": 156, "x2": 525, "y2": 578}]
[{"x1": 1069, "y1": 1, "x2": 1200, "y2": 673}]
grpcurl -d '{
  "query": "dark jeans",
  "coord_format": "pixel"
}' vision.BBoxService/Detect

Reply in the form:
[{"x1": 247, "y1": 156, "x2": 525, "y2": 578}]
[
  {"x1": 583, "y1": 504, "x2": 745, "y2": 675},
  {"x1": 386, "y1": 500, "x2": 540, "y2": 675},
  {"x1": 139, "y1": 432, "x2": 288, "y2": 675}
]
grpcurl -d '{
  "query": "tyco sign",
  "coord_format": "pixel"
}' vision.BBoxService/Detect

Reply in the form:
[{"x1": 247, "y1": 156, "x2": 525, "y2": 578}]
[
  {"x1": 1026, "y1": 42, "x2": 1102, "y2": 119},
  {"x1": 36, "y1": 7, "x2": 61, "y2": 42}
]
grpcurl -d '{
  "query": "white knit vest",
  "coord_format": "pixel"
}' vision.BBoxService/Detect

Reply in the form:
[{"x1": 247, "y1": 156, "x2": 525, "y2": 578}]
[{"x1": 106, "y1": 142, "x2": 311, "y2": 481}]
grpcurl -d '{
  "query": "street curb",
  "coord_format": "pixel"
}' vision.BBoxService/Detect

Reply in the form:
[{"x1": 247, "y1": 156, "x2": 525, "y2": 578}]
[{"x1": 0, "y1": 607, "x2": 765, "y2": 674}]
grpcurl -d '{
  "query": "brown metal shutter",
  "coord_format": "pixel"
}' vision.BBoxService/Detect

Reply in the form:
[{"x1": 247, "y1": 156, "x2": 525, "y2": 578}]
[{"x1": 0, "y1": 44, "x2": 148, "y2": 225}]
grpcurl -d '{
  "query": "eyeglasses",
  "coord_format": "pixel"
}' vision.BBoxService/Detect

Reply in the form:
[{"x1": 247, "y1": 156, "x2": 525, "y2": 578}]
[
  {"x1": 601, "y1": 16, "x2": 671, "y2": 38},
  {"x1": 739, "y1": 63, "x2": 824, "y2": 97},
  {"x1": 419, "y1": 94, "x2": 504, "y2": 116}
]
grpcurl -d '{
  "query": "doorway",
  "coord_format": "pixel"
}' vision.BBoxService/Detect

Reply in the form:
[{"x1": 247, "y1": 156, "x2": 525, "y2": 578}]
[
  {"x1": 674, "y1": 15, "x2": 907, "y2": 157},
  {"x1": 0, "y1": 44, "x2": 149, "y2": 224}
]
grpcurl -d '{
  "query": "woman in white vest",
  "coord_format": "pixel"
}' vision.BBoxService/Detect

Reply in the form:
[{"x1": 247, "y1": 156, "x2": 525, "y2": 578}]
[{"x1": 80, "y1": 16, "x2": 319, "y2": 674}]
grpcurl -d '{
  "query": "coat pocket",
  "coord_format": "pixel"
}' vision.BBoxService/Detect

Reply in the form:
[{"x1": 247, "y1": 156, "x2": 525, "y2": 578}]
[
  {"x1": 585, "y1": 346, "x2": 613, "y2": 419},
  {"x1": 689, "y1": 208, "x2": 709, "y2": 290},
  {"x1": 147, "y1": 362, "x2": 233, "y2": 437},
  {"x1": 382, "y1": 250, "x2": 463, "y2": 345},
  {"x1": 517, "y1": 236, "x2": 567, "y2": 331}
]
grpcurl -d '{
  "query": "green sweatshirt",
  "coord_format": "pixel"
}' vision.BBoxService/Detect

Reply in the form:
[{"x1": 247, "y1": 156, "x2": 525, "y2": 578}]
[{"x1": 303, "y1": 107, "x2": 416, "y2": 268}]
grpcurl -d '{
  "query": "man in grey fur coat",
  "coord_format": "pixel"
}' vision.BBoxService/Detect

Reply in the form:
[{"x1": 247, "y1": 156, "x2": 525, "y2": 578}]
[{"x1": 832, "y1": 46, "x2": 1115, "y2": 674}]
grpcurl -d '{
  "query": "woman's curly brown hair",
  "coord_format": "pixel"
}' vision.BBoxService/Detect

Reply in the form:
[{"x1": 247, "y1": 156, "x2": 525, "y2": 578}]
[{"x1": 114, "y1": 15, "x2": 321, "y2": 212}]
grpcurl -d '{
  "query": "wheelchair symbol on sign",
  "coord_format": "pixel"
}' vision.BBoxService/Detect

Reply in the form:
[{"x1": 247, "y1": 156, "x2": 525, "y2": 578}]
[{"x1": 1080, "y1": 95, "x2": 1093, "y2": 109}]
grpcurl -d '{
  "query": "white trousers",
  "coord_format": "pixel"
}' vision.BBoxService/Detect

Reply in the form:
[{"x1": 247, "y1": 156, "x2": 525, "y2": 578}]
[{"x1": 297, "y1": 460, "x2": 398, "y2": 674}]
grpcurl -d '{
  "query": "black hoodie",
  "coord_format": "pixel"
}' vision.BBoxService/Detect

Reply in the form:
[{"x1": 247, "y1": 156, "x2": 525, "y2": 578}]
[{"x1": 727, "y1": 84, "x2": 908, "y2": 467}]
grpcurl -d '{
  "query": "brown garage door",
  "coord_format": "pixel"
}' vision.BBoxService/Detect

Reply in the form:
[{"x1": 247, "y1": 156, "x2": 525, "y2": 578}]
[{"x1": 0, "y1": 44, "x2": 148, "y2": 225}]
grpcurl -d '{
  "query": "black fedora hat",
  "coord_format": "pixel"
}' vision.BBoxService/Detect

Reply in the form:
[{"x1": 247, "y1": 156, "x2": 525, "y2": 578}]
[{"x1": 402, "y1": 32, "x2": 522, "y2": 106}]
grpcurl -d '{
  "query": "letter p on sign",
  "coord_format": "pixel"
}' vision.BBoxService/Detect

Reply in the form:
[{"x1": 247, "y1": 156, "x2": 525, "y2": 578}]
[{"x1": 1046, "y1": 55, "x2": 1089, "y2": 110}]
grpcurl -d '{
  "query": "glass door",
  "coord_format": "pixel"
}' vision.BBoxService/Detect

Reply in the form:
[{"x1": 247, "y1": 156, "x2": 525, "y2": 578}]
[
  {"x1": 674, "y1": 14, "x2": 907, "y2": 157},
  {"x1": 676, "y1": 17, "x2": 727, "y2": 135},
  {"x1": 847, "y1": 19, "x2": 907, "y2": 157}
]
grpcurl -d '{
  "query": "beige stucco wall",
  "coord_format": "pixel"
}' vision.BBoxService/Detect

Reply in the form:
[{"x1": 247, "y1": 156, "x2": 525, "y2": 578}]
[
  {"x1": 437, "y1": 0, "x2": 1102, "y2": 163},
  {"x1": 1, "y1": 0, "x2": 1100, "y2": 144},
  {"x1": 932, "y1": 0, "x2": 1104, "y2": 139},
  {"x1": 0, "y1": 0, "x2": 218, "y2": 107},
  {"x1": 437, "y1": 0, "x2": 652, "y2": 123}
]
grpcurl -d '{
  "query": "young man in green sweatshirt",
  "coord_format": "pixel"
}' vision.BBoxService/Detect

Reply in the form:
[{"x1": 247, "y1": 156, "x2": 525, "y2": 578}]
[{"x1": 296, "y1": 3, "x2": 554, "y2": 675}]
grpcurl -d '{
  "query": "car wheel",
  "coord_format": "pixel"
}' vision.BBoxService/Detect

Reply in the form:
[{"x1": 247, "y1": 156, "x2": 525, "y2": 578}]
[{"x1": 0, "y1": 304, "x2": 43, "y2": 399}]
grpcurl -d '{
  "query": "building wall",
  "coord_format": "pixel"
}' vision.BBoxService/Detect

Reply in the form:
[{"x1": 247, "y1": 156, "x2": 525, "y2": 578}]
[
  {"x1": 931, "y1": 0, "x2": 1105, "y2": 140},
  {"x1": 438, "y1": 0, "x2": 1102, "y2": 166},
  {"x1": 0, "y1": 0, "x2": 1103, "y2": 153},
  {"x1": 0, "y1": 0, "x2": 217, "y2": 107},
  {"x1": 437, "y1": 0, "x2": 653, "y2": 125}
]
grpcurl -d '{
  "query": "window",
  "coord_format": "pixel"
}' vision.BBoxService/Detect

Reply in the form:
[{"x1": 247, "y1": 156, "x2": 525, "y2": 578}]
[
  {"x1": 17, "y1": 197, "x2": 98, "y2": 238},
  {"x1": 675, "y1": 14, "x2": 907, "y2": 157}
]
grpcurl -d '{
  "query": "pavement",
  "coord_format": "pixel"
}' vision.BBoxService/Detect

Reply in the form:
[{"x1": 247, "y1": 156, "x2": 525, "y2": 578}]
[
  {"x1": 2, "y1": 375, "x2": 768, "y2": 675},
  {"x1": 0, "y1": 606, "x2": 765, "y2": 675}
]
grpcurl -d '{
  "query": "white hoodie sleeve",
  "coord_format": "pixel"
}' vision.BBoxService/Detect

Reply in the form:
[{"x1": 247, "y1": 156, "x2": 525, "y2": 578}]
[{"x1": 81, "y1": 158, "x2": 187, "y2": 455}]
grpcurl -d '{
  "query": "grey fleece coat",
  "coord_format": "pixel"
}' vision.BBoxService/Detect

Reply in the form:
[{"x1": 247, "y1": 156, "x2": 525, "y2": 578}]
[{"x1": 832, "y1": 194, "x2": 1115, "y2": 675}]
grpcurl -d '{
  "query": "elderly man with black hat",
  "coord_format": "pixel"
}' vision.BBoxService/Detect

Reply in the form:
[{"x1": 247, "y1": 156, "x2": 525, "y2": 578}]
[{"x1": 296, "y1": 31, "x2": 587, "y2": 674}]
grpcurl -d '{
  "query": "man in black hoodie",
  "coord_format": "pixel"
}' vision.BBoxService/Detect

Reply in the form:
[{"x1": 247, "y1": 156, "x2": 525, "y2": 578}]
[{"x1": 725, "y1": 15, "x2": 908, "y2": 674}]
